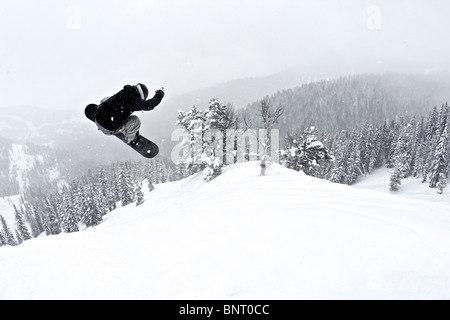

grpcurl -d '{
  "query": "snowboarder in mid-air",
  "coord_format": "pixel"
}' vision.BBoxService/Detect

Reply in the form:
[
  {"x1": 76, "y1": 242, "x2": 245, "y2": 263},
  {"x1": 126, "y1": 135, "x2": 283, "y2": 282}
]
[{"x1": 85, "y1": 84, "x2": 165, "y2": 158}]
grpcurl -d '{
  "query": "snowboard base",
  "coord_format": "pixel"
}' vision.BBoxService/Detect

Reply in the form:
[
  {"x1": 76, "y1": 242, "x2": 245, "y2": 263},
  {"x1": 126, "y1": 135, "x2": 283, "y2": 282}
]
[{"x1": 114, "y1": 132, "x2": 159, "y2": 159}]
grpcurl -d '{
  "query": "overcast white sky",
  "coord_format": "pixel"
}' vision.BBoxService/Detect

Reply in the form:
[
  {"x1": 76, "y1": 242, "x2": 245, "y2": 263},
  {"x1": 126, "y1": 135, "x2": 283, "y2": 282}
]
[{"x1": 0, "y1": 0, "x2": 449, "y2": 110}]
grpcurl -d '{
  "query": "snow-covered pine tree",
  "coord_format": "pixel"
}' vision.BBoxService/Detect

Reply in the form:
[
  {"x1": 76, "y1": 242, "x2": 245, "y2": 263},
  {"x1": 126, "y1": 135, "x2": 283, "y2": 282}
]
[
  {"x1": 32, "y1": 199, "x2": 50, "y2": 236},
  {"x1": 20, "y1": 197, "x2": 41, "y2": 238},
  {"x1": 408, "y1": 119, "x2": 419, "y2": 177},
  {"x1": 202, "y1": 98, "x2": 234, "y2": 181},
  {"x1": 60, "y1": 185, "x2": 79, "y2": 233},
  {"x1": 148, "y1": 176, "x2": 155, "y2": 192},
  {"x1": 282, "y1": 127, "x2": 333, "y2": 177},
  {"x1": 389, "y1": 169, "x2": 401, "y2": 192},
  {"x1": 43, "y1": 195, "x2": 61, "y2": 235},
  {"x1": 377, "y1": 120, "x2": 390, "y2": 168},
  {"x1": 392, "y1": 120, "x2": 415, "y2": 179},
  {"x1": 412, "y1": 117, "x2": 426, "y2": 178},
  {"x1": 207, "y1": 98, "x2": 237, "y2": 166},
  {"x1": 364, "y1": 125, "x2": 381, "y2": 174},
  {"x1": 281, "y1": 135, "x2": 303, "y2": 172},
  {"x1": 385, "y1": 119, "x2": 400, "y2": 168},
  {"x1": 437, "y1": 103, "x2": 449, "y2": 136},
  {"x1": 358, "y1": 125, "x2": 369, "y2": 175},
  {"x1": 109, "y1": 167, "x2": 120, "y2": 209},
  {"x1": 71, "y1": 180, "x2": 86, "y2": 225},
  {"x1": 105, "y1": 181, "x2": 117, "y2": 212},
  {"x1": 15, "y1": 230, "x2": 23, "y2": 245},
  {"x1": 118, "y1": 162, "x2": 135, "y2": 206},
  {"x1": 0, "y1": 214, "x2": 17, "y2": 246},
  {"x1": 328, "y1": 132, "x2": 349, "y2": 184},
  {"x1": 437, "y1": 172, "x2": 447, "y2": 195},
  {"x1": 201, "y1": 127, "x2": 223, "y2": 182},
  {"x1": 96, "y1": 167, "x2": 111, "y2": 216},
  {"x1": 81, "y1": 180, "x2": 103, "y2": 228},
  {"x1": 176, "y1": 105, "x2": 207, "y2": 175},
  {"x1": 155, "y1": 160, "x2": 168, "y2": 184},
  {"x1": 0, "y1": 227, "x2": 6, "y2": 247},
  {"x1": 422, "y1": 105, "x2": 440, "y2": 181},
  {"x1": 346, "y1": 137, "x2": 362, "y2": 184},
  {"x1": 135, "y1": 182, "x2": 144, "y2": 206},
  {"x1": 177, "y1": 99, "x2": 235, "y2": 181},
  {"x1": 173, "y1": 163, "x2": 186, "y2": 181},
  {"x1": 429, "y1": 124, "x2": 448, "y2": 188},
  {"x1": 30, "y1": 201, "x2": 45, "y2": 237},
  {"x1": 144, "y1": 160, "x2": 156, "y2": 185},
  {"x1": 13, "y1": 204, "x2": 31, "y2": 242}
]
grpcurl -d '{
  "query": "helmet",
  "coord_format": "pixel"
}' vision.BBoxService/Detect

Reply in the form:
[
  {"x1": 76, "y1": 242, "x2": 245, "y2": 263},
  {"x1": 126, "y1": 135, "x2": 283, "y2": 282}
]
[
  {"x1": 136, "y1": 83, "x2": 149, "y2": 100},
  {"x1": 85, "y1": 104, "x2": 98, "y2": 122}
]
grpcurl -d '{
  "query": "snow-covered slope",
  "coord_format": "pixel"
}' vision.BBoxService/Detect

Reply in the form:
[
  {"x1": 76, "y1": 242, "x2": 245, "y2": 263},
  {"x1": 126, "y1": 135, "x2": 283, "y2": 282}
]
[
  {"x1": 1, "y1": 162, "x2": 450, "y2": 299},
  {"x1": 353, "y1": 167, "x2": 450, "y2": 204},
  {"x1": 0, "y1": 195, "x2": 22, "y2": 230},
  {"x1": 8, "y1": 144, "x2": 46, "y2": 192}
]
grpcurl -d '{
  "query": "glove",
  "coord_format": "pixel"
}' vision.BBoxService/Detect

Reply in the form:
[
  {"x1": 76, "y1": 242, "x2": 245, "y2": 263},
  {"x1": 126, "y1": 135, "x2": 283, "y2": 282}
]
[{"x1": 155, "y1": 87, "x2": 165, "y2": 99}]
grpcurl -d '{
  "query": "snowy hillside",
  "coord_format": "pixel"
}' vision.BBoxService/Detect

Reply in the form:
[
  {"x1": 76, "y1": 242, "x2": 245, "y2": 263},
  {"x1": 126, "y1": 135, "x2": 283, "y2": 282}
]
[
  {"x1": 0, "y1": 142, "x2": 62, "y2": 196},
  {"x1": 1, "y1": 162, "x2": 450, "y2": 299},
  {"x1": 0, "y1": 195, "x2": 22, "y2": 231},
  {"x1": 354, "y1": 167, "x2": 450, "y2": 203}
]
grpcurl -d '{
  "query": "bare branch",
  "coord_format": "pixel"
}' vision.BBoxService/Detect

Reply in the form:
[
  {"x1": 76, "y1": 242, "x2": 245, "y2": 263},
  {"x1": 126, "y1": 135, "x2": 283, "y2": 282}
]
[{"x1": 242, "y1": 107, "x2": 253, "y2": 129}]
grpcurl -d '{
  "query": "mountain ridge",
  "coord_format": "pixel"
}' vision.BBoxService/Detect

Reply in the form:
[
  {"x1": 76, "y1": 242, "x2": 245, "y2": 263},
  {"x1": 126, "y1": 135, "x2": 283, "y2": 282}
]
[{"x1": 1, "y1": 71, "x2": 449, "y2": 183}]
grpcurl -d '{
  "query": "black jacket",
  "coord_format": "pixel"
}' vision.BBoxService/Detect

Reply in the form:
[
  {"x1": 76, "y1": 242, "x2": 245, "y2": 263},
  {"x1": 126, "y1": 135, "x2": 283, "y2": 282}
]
[{"x1": 95, "y1": 85, "x2": 164, "y2": 131}]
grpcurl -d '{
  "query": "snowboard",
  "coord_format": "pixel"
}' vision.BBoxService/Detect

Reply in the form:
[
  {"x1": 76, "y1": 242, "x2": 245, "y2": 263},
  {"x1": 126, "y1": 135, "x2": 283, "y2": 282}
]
[{"x1": 84, "y1": 106, "x2": 159, "y2": 159}]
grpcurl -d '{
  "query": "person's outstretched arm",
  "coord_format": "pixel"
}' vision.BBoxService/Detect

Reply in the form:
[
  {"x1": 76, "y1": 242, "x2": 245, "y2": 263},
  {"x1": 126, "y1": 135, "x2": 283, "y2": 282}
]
[{"x1": 136, "y1": 88, "x2": 165, "y2": 111}]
